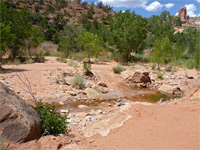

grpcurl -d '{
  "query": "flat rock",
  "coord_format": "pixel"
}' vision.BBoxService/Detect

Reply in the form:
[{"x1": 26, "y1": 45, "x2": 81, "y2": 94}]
[{"x1": 84, "y1": 88, "x2": 99, "y2": 98}]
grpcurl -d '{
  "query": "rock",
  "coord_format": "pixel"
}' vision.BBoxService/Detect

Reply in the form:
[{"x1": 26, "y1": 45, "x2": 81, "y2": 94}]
[
  {"x1": 84, "y1": 82, "x2": 92, "y2": 88},
  {"x1": 77, "y1": 105, "x2": 88, "y2": 109},
  {"x1": 69, "y1": 91, "x2": 76, "y2": 96},
  {"x1": 177, "y1": 7, "x2": 189, "y2": 23},
  {"x1": 60, "y1": 109, "x2": 69, "y2": 114},
  {"x1": 98, "y1": 82, "x2": 108, "y2": 87},
  {"x1": 126, "y1": 71, "x2": 151, "y2": 86},
  {"x1": 158, "y1": 84, "x2": 181, "y2": 96},
  {"x1": 84, "y1": 88, "x2": 99, "y2": 98},
  {"x1": 0, "y1": 82, "x2": 41, "y2": 143},
  {"x1": 75, "y1": 112, "x2": 88, "y2": 118}
]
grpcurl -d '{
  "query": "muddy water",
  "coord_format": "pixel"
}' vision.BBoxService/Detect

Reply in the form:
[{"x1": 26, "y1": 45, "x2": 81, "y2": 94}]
[{"x1": 59, "y1": 88, "x2": 170, "y2": 112}]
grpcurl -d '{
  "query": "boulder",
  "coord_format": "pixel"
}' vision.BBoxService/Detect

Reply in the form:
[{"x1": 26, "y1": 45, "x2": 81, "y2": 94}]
[
  {"x1": 0, "y1": 82, "x2": 41, "y2": 143},
  {"x1": 84, "y1": 88, "x2": 99, "y2": 98},
  {"x1": 126, "y1": 71, "x2": 151, "y2": 86},
  {"x1": 98, "y1": 82, "x2": 108, "y2": 88},
  {"x1": 158, "y1": 84, "x2": 181, "y2": 96}
]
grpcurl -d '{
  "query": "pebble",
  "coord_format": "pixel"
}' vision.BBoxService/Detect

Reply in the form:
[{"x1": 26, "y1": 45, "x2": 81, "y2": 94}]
[{"x1": 77, "y1": 105, "x2": 88, "y2": 109}]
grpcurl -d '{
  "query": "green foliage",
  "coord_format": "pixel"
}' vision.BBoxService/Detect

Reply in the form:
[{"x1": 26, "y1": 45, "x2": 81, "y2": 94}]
[
  {"x1": 75, "y1": 31, "x2": 102, "y2": 61},
  {"x1": 132, "y1": 54, "x2": 150, "y2": 63},
  {"x1": 112, "y1": 65, "x2": 126, "y2": 74},
  {"x1": 110, "y1": 10, "x2": 147, "y2": 63},
  {"x1": 1, "y1": 2, "x2": 32, "y2": 59},
  {"x1": 83, "y1": 61, "x2": 91, "y2": 73},
  {"x1": 35, "y1": 101, "x2": 68, "y2": 136},
  {"x1": 27, "y1": 26, "x2": 44, "y2": 57},
  {"x1": 172, "y1": 16, "x2": 182, "y2": 27},
  {"x1": 157, "y1": 72, "x2": 163, "y2": 78},
  {"x1": 151, "y1": 37, "x2": 173, "y2": 68},
  {"x1": 74, "y1": 75, "x2": 85, "y2": 89},
  {"x1": 0, "y1": 23, "x2": 15, "y2": 61}
]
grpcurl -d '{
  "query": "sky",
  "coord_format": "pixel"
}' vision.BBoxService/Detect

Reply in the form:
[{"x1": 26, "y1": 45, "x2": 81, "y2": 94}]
[{"x1": 83, "y1": 0, "x2": 200, "y2": 18}]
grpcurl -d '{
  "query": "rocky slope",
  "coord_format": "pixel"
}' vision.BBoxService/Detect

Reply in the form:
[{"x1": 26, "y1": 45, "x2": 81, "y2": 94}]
[{"x1": 3, "y1": 0, "x2": 114, "y2": 25}]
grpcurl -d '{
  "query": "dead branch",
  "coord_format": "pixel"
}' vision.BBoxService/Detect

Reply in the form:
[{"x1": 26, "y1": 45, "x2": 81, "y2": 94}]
[{"x1": 13, "y1": 66, "x2": 37, "y2": 105}]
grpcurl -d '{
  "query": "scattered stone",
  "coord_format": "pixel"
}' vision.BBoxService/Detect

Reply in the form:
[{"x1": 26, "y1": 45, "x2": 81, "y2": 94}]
[
  {"x1": 77, "y1": 105, "x2": 88, "y2": 109},
  {"x1": 98, "y1": 82, "x2": 108, "y2": 87},
  {"x1": 69, "y1": 91, "x2": 77, "y2": 96},
  {"x1": 85, "y1": 82, "x2": 92, "y2": 88},
  {"x1": 84, "y1": 88, "x2": 99, "y2": 98},
  {"x1": 60, "y1": 109, "x2": 69, "y2": 114}
]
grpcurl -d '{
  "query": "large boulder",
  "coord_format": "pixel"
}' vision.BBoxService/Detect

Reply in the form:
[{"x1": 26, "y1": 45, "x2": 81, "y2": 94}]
[
  {"x1": 0, "y1": 82, "x2": 41, "y2": 143},
  {"x1": 126, "y1": 70, "x2": 151, "y2": 87},
  {"x1": 158, "y1": 84, "x2": 182, "y2": 96}
]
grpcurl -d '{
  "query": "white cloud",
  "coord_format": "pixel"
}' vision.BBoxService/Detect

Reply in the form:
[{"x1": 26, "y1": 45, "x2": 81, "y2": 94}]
[
  {"x1": 99, "y1": 0, "x2": 148, "y2": 8},
  {"x1": 145, "y1": 1, "x2": 163, "y2": 12},
  {"x1": 165, "y1": 3, "x2": 174, "y2": 9},
  {"x1": 185, "y1": 4, "x2": 197, "y2": 17},
  {"x1": 196, "y1": 0, "x2": 200, "y2": 3}
]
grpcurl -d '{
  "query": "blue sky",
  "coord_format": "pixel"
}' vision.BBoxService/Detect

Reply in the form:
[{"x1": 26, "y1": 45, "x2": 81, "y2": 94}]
[{"x1": 84, "y1": 0, "x2": 200, "y2": 18}]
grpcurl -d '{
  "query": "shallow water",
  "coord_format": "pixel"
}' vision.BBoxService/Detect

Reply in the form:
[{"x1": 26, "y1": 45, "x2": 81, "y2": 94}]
[{"x1": 58, "y1": 88, "x2": 170, "y2": 112}]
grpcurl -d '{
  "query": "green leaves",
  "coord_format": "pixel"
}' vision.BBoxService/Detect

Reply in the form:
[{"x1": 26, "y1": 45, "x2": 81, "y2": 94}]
[
  {"x1": 110, "y1": 10, "x2": 147, "y2": 63},
  {"x1": 151, "y1": 37, "x2": 173, "y2": 65},
  {"x1": 75, "y1": 31, "x2": 102, "y2": 61},
  {"x1": 35, "y1": 101, "x2": 68, "y2": 136}
]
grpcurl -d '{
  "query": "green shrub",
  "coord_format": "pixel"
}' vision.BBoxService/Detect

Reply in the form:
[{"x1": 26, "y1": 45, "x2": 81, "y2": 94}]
[
  {"x1": 132, "y1": 54, "x2": 150, "y2": 63},
  {"x1": 14, "y1": 59, "x2": 20, "y2": 65},
  {"x1": 83, "y1": 61, "x2": 91, "y2": 73},
  {"x1": 157, "y1": 72, "x2": 163, "y2": 78},
  {"x1": 151, "y1": 63, "x2": 156, "y2": 70},
  {"x1": 26, "y1": 58, "x2": 34, "y2": 64},
  {"x1": 68, "y1": 59, "x2": 78, "y2": 68},
  {"x1": 112, "y1": 65, "x2": 126, "y2": 74},
  {"x1": 35, "y1": 101, "x2": 68, "y2": 136},
  {"x1": 74, "y1": 75, "x2": 84, "y2": 88}
]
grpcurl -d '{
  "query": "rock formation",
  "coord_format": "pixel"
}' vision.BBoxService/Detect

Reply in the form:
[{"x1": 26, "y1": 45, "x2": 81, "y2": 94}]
[
  {"x1": 177, "y1": 7, "x2": 189, "y2": 23},
  {"x1": 0, "y1": 82, "x2": 41, "y2": 143}
]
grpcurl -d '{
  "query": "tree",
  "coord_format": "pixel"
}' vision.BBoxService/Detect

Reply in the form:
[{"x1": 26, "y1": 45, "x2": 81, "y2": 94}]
[
  {"x1": 173, "y1": 16, "x2": 182, "y2": 27},
  {"x1": 75, "y1": 31, "x2": 102, "y2": 62},
  {"x1": 58, "y1": 36, "x2": 71, "y2": 58},
  {"x1": 151, "y1": 37, "x2": 173, "y2": 69},
  {"x1": 1, "y1": 2, "x2": 32, "y2": 60},
  {"x1": 0, "y1": 23, "x2": 15, "y2": 69},
  {"x1": 26, "y1": 27, "x2": 44, "y2": 58},
  {"x1": 110, "y1": 10, "x2": 147, "y2": 63}
]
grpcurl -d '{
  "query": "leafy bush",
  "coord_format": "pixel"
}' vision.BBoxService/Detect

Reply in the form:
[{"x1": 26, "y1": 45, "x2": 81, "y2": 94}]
[
  {"x1": 132, "y1": 54, "x2": 150, "y2": 63},
  {"x1": 26, "y1": 58, "x2": 34, "y2": 64},
  {"x1": 74, "y1": 75, "x2": 84, "y2": 89},
  {"x1": 157, "y1": 72, "x2": 163, "y2": 78},
  {"x1": 35, "y1": 101, "x2": 68, "y2": 136},
  {"x1": 112, "y1": 65, "x2": 126, "y2": 74},
  {"x1": 68, "y1": 59, "x2": 78, "y2": 68},
  {"x1": 83, "y1": 61, "x2": 91, "y2": 73}
]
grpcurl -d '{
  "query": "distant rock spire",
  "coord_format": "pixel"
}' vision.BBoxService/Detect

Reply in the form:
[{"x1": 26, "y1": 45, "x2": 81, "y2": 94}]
[{"x1": 177, "y1": 7, "x2": 189, "y2": 24}]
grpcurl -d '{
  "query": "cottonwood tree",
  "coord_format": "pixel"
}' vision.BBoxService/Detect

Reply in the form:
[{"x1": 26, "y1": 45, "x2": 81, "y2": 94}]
[
  {"x1": 110, "y1": 10, "x2": 147, "y2": 63},
  {"x1": 151, "y1": 37, "x2": 173, "y2": 70}
]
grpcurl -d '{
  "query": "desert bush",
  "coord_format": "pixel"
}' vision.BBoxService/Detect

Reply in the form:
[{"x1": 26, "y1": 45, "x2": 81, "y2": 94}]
[
  {"x1": 112, "y1": 65, "x2": 126, "y2": 74},
  {"x1": 25, "y1": 58, "x2": 34, "y2": 64},
  {"x1": 132, "y1": 54, "x2": 150, "y2": 63},
  {"x1": 35, "y1": 101, "x2": 68, "y2": 136},
  {"x1": 157, "y1": 72, "x2": 163, "y2": 78},
  {"x1": 74, "y1": 75, "x2": 84, "y2": 89},
  {"x1": 83, "y1": 61, "x2": 91, "y2": 73},
  {"x1": 68, "y1": 59, "x2": 78, "y2": 68}
]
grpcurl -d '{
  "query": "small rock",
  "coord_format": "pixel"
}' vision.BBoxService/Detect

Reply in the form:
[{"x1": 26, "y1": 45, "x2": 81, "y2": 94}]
[
  {"x1": 85, "y1": 82, "x2": 92, "y2": 88},
  {"x1": 77, "y1": 105, "x2": 88, "y2": 109},
  {"x1": 98, "y1": 82, "x2": 108, "y2": 87},
  {"x1": 60, "y1": 109, "x2": 69, "y2": 114},
  {"x1": 69, "y1": 91, "x2": 77, "y2": 96}
]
